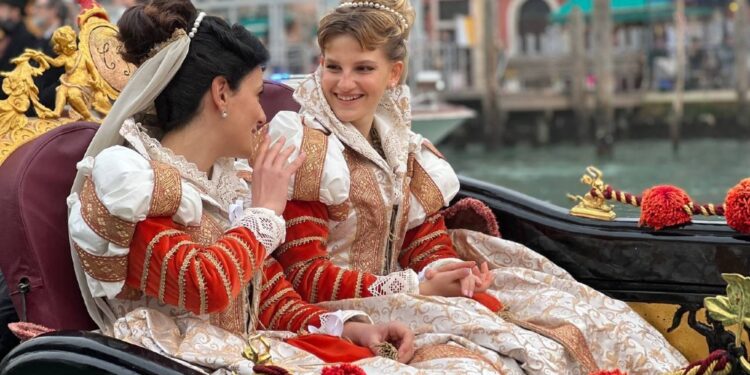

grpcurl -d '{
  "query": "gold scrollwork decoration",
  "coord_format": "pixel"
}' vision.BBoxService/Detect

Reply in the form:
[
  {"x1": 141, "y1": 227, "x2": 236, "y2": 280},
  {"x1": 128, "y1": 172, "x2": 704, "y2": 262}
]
[
  {"x1": 567, "y1": 166, "x2": 616, "y2": 221},
  {"x1": 0, "y1": 3, "x2": 134, "y2": 166}
]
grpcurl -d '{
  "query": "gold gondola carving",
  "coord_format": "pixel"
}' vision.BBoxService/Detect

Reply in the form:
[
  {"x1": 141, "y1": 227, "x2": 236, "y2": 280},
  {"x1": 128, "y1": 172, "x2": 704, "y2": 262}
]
[
  {"x1": 0, "y1": 4, "x2": 133, "y2": 166},
  {"x1": 567, "y1": 166, "x2": 617, "y2": 221}
]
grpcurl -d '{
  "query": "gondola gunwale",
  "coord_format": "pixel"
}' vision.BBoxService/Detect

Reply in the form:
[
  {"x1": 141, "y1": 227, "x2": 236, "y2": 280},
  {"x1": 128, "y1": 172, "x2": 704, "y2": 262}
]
[{"x1": 457, "y1": 175, "x2": 750, "y2": 306}]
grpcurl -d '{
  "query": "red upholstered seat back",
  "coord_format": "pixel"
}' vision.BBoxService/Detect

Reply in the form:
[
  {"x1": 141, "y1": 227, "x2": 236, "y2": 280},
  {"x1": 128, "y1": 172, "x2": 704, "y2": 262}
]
[
  {"x1": 260, "y1": 80, "x2": 301, "y2": 119},
  {"x1": 0, "y1": 122, "x2": 99, "y2": 330},
  {"x1": 0, "y1": 80, "x2": 299, "y2": 331}
]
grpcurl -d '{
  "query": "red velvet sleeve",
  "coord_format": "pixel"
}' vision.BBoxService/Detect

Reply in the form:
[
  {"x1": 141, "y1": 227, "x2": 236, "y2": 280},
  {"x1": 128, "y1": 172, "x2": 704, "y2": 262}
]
[
  {"x1": 274, "y1": 200, "x2": 380, "y2": 302},
  {"x1": 126, "y1": 216, "x2": 266, "y2": 315},
  {"x1": 398, "y1": 215, "x2": 460, "y2": 272},
  {"x1": 258, "y1": 258, "x2": 326, "y2": 332}
]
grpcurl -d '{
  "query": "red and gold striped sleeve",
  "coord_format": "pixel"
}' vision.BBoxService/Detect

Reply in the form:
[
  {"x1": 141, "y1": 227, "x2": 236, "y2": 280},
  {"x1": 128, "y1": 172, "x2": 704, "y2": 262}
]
[
  {"x1": 275, "y1": 200, "x2": 379, "y2": 302},
  {"x1": 126, "y1": 216, "x2": 267, "y2": 315},
  {"x1": 398, "y1": 214, "x2": 459, "y2": 272},
  {"x1": 258, "y1": 258, "x2": 326, "y2": 331}
]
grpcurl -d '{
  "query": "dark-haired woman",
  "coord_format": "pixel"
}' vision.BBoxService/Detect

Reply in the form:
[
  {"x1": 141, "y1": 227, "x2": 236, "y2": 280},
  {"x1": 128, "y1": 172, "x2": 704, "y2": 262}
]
[{"x1": 66, "y1": 1, "x2": 413, "y2": 372}]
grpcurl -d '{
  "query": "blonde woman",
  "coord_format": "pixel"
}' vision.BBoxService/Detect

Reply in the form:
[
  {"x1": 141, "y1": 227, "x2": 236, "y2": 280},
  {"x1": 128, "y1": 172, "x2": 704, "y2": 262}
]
[{"x1": 270, "y1": 1, "x2": 688, "y2": 374}]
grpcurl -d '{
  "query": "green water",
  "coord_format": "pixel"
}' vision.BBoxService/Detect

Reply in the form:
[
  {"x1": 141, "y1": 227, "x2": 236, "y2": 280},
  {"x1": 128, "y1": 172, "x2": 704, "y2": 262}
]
[{"x1": 442, "y1": 139, "x2": 750, "y2": 219}]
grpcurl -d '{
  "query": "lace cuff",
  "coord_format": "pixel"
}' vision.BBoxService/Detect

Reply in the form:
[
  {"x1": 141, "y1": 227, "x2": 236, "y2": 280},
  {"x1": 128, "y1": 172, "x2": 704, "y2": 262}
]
[
  {"x1": 367, "y1": 269, "x2": 420, "y2": 296},
  {"x1": 417, "y1": 257, "x2": 464, "y2": 282},
  {"x1": 230, "y1": 204, "x2": 286, "y2": 253},
  {"x1": 308, "y1": 310, "x2": 372, "y2": 337}
]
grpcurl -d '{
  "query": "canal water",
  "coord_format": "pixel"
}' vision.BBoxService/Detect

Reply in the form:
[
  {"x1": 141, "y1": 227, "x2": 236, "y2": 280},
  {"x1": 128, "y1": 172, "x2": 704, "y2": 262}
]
[{"x1": 442, "y1": 138, "x2": 750, "y2": 219}]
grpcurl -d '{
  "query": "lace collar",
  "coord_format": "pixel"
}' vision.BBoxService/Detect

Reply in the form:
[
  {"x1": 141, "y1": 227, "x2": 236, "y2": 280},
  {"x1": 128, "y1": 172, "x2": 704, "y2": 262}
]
[
  {"x1": 294, "y1": 68, "x2": 415, "y2": 199},
  {"x1": 119, "y1": 119, "x2": 248, "y2": 210}
]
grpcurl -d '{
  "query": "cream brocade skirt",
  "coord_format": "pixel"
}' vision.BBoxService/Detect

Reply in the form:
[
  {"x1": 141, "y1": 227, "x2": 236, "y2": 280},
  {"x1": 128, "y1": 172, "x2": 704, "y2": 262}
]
[{"x1": 112, "y1": 229, "x2": 687, "y2": 374}]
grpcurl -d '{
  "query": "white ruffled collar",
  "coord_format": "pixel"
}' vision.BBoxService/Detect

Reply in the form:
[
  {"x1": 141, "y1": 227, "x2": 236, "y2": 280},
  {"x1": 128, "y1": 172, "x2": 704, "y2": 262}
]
[
  {"x1": 294, "y1": 68, "x2": 415, "y2": 199},
  {"x1": 119, "y1": 118, "x2": 248, "y2": 210}
]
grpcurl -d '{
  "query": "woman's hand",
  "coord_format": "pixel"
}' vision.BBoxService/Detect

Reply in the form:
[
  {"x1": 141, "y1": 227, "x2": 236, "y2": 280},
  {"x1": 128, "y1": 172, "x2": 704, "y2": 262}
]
[
  {"x1": 420, "y1": 261, "x2": 494, "y2": 298},
  {"x1": 457, "y1": 262, "x2": 493, "y2": 297},
  {"x1": 341, "y1": 321, "x2": 415, "y2": 363},
  {"x1": 418, "y1": 261, "x2": 474, "y2": 297},
  {"x1": 250, "y1": 135, "x2": 306, "y2": 215}
]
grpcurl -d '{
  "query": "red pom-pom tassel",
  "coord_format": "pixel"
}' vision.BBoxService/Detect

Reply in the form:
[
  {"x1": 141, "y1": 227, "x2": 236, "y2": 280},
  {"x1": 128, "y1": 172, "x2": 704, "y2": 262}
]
[
  {"x1": 321, "y1": 364, "x2": 367, "y2": 375},
  {"x1": 725, "y1": 178, "x2": 750, "y2": 234},
  {"x1": 639, "y1": 185, "x2": 692, "y2": 230}
]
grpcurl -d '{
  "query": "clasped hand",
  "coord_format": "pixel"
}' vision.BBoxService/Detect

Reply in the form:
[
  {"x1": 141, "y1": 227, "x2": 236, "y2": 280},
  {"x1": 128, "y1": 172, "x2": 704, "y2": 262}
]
[{"x1": 419, "y1": 261, "x2": 493, "y2": 298}]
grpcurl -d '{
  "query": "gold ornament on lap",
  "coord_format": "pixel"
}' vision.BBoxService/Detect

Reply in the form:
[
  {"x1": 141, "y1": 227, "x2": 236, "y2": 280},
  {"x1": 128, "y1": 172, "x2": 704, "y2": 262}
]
[
  {"x1": 374, "y1": 342, "x2": 398, "y2": 361},
  {"x1": 243, "y1": 334, "x2": 273, "y2": 365}
]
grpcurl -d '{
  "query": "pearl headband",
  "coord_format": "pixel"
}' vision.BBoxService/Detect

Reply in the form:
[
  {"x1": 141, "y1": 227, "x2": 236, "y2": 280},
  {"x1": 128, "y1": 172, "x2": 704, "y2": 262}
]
[
  {"x1": 189, "y1": 11, "x2": 207, "y2": 39},
  {"x1": 338, "y1": 2, "x2": 409, "y2": 30},
  {"x1": 142, "y1": 11, "x2": 207, "y2": 64}
]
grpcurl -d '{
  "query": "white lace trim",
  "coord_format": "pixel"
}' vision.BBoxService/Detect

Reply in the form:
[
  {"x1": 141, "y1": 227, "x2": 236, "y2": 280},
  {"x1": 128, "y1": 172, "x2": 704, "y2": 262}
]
[
  {"x1": 367, "y1": 269, "x2": 420, "y2": 296},
  {"x1": 308, "y1": 310, "x2": 372, "y2": 337},
  {"x1": 418, "y1": 257, "x2": 464, "y2": 282},
  {"x1": 119, "y1": 119, "x2": 248, "y2": 210},
  {"x1": 232, "y1": 207, "x2": 286, "y2": 254}
]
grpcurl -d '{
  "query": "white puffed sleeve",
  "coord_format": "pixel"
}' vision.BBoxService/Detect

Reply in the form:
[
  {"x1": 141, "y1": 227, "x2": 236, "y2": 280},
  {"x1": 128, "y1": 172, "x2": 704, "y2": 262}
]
[
  {"x1": 406, "y1": 134, "x2": 460, "y2": 229},
  {"x1": 67, "y1": 146, "x2": 203, "y2": 299},
  {"x1": 268, "y1": 111, "x2": 350, "y2": 206}
]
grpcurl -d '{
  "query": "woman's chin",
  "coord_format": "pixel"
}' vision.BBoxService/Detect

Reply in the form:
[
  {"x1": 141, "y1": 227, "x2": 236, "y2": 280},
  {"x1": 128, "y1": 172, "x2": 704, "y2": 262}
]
[{"x1": 333, "y1": 112, "x2": 361, "y2": 125}]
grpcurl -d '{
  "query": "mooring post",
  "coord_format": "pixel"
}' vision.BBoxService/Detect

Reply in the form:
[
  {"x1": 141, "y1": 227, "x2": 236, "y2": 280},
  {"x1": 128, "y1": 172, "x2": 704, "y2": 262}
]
[
  {"x1": 570, "y1": 6, "x2": 588, "y2": 144},
  {"x1": 593, "y1": 0, "x2": 614, "y2": 157},
  {"x1": 736, "y1": 0, "x2": 750, "y2": 132},
  {"x1": 671, "y1": 0, "x2": 685, "y2": 155},
  {"x1": 482, "y1": 0, "x2": 501, "y2": 149}
]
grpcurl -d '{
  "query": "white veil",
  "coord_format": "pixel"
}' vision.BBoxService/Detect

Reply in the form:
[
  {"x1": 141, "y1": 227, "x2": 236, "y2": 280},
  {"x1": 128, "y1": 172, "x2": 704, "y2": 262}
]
[{"x1": 67, "y1": 30, "x2": 191, "y2": 333}]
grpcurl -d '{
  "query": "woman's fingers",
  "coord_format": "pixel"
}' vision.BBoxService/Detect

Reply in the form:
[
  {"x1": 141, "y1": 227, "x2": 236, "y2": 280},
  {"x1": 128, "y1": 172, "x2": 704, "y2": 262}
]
[
  {"x1": 460, "y1": 275, "x2": 475, "y2": 298},
  {"x1": 440, "y1": 267, "x2": 471, "y2": 283},
  {"x1": 471, "y1": 265, "x2": 481, "y2": 277},
  {"x1": 436, "y1": 261, "x2": 475, "y2": 272},
  {"x1": 263, "y1": 136, "x2": 285, "y2": 168},
  {"x1": 273, "y1": 145, "x2": 296, "y2": 170},
  {"x1": 387, "y1": 323, "x2": 415, "y2": 363},
  {"x1": 285, "y1": 150, "x2": 306, "y2": 174},
  {"x1": 253, "y1": 134, "x2": 270, "y2": 167},
  {"x1": 424, "y1": 268, "x2": 437, "y2": 280}
]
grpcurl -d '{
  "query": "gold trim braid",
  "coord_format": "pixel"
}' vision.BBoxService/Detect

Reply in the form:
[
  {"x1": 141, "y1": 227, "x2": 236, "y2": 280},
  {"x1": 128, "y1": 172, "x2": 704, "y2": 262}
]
[
  {"x1": 327, "y1": 201, "x2": 351, "y2": 222},
  {"x1": 410, "y1": 159, "x2": 445, "y2": 216},
  {"x1": 345, "y1": 149, "x2": 387, "y2": 275},
  {"x1": 292, "y1": 127, "x2": 328, "y2": 201},
  {"x1": 499, "y1": 310, "x2": 599, "y2": 373},
  {"x1": 79, "y1": 177, "x2": 136, "y2": 248},
  {"x1": 148, "y1": 161, "x2": 182, "y2": 217},
  {"x1": 73, "y1": 243, "x2": 127, "y2": 282}
]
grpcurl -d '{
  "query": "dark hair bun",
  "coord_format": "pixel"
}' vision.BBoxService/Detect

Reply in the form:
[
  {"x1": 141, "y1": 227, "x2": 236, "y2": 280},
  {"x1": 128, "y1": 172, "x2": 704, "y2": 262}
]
[{"x1": 118, "y1": 0, "x2": 197, "y2": 65}]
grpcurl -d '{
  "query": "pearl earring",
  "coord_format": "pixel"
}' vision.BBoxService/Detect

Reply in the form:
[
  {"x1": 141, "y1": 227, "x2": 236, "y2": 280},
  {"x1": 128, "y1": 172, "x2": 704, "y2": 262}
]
[{"x1": 221, "y1": 110, "x2": 228, "y2": 119}]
